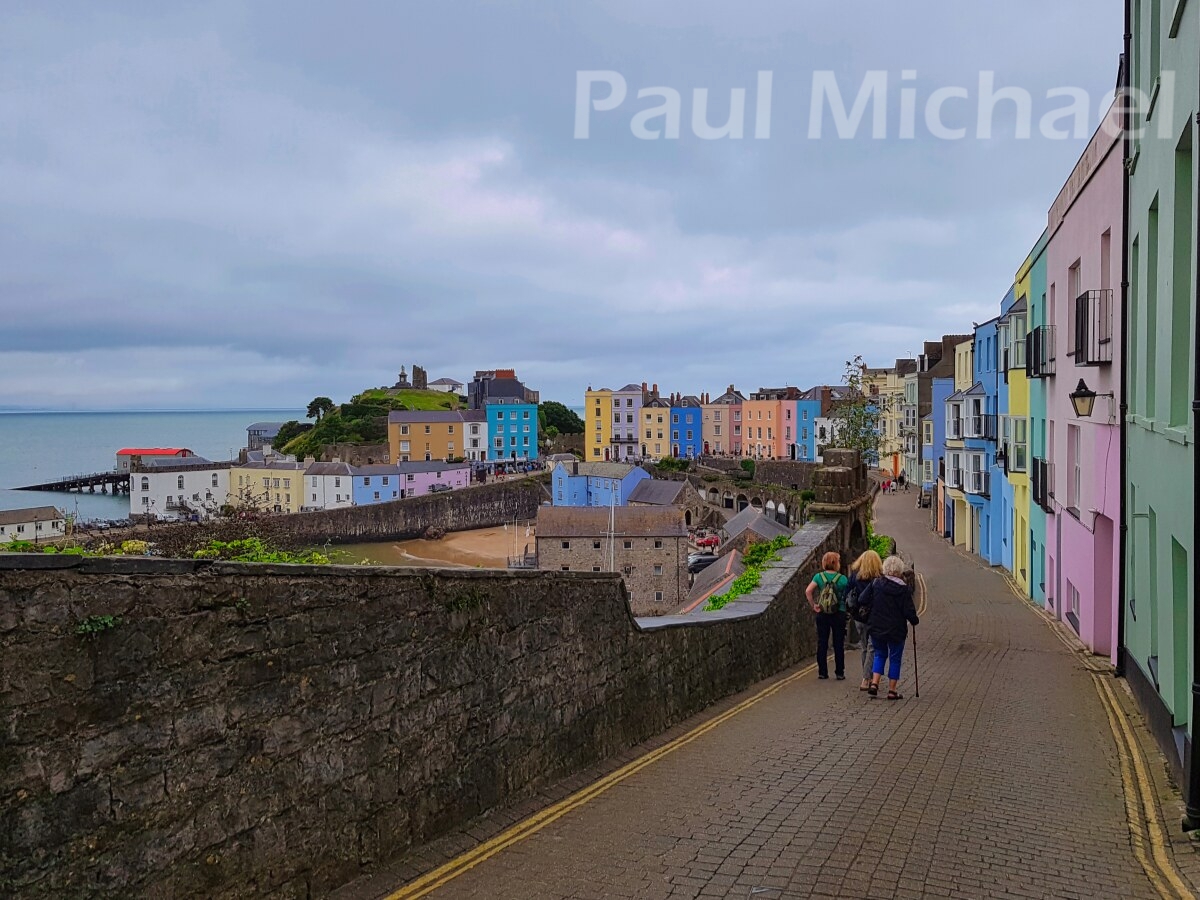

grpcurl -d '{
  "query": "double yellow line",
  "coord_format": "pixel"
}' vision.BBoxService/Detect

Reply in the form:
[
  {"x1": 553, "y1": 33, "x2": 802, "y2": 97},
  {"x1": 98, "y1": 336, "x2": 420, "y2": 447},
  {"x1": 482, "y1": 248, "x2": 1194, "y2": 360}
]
[
  {"x1": 386, "y1": 661, "x2": 817, "y2": 899},
  {"x1": 1000, "y1": 570, "x2": 1191, "y2": 898}
]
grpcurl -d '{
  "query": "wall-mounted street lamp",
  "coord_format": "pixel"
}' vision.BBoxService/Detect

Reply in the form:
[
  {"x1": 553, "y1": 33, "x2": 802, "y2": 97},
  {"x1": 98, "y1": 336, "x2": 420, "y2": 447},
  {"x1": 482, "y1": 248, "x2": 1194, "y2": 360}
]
[{"x1": 1069, "y1": 380, "x2": 1098, "y2": 417}]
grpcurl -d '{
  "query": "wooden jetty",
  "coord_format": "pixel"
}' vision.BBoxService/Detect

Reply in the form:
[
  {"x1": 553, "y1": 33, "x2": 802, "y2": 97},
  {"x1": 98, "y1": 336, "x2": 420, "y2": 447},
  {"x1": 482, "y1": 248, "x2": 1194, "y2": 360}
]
[{"x1": 14, "y1": 472, "x2": 130, "y2": 494}]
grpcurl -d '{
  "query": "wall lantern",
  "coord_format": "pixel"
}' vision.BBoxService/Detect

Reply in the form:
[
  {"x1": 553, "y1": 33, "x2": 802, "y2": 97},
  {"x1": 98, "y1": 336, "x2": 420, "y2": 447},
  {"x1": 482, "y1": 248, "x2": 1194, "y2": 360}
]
[{"x1": 1069, "y1": 380, "x2": 1098, "y2": 418}]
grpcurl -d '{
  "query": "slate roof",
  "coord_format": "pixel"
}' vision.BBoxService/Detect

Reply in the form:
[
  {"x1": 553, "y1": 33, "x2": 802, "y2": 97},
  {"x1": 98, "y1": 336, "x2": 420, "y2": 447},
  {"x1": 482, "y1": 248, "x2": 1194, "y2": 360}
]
[
  {"x1": 554, "y1": 461, "x2": 638, "y2": 479},
  {"x1": 616, "y1": 383, "x2": 644, "y2": 393},
  {"x1": 536, "y1": 506, "x2": 687, "y2": 538},
  {"x1": 246, "y1": 422, "x2": 284, "y2": 433},
  {"x1": 388, "y1": 411, "x2": 467, "y2": 424},
  {"x1": 305, "y1": 462, "x2": 356, "y2": 477},
  {"x1": 0, "y1": 506, "x2": 62, "y2": 526},
  {"x1": 722, "y1": 507, "x2": 794, "y2": 543},
  {"x1": 394, "y1": 461, "x2": 471, "y2": 475},
  {"x1": 683, "y1": 550, "x2": 745, "y2": 611},
  {"x1": 964, "y1": 382, "x2": 987, "y2": 396},
  {"x1": 141, "y1": 456, "x2": 217, "y2": 469},
  {"x1": 429, "y1": 378, "x2": 463, "y2": 387},
  {"x1": 627, "y1": 479, "x2": 688, "y2": 506},
  {"x1": 710, "y1": 388, "x2": 746, "y2": 404}
]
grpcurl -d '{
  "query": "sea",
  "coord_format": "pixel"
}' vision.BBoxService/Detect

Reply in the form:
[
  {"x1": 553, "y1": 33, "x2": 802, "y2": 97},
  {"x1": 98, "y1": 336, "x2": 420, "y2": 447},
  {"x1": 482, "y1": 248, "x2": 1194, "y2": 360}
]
[{"x1": 0, "y1": 410, "x2": 303, "y2": 523}]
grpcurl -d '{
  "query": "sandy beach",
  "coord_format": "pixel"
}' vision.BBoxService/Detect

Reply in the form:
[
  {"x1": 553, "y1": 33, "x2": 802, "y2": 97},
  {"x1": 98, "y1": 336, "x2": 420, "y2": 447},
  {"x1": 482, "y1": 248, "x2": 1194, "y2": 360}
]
[{"x1": 339, "y1": 522, "x2": 537, "y2": 569}]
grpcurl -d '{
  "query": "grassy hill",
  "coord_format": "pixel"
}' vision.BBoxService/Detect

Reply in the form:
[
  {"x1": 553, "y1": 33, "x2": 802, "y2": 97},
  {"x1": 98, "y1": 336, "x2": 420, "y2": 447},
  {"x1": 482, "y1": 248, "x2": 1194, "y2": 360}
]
[{"x1": 280, "y1": 388, "x2": 462, "y2": 458}]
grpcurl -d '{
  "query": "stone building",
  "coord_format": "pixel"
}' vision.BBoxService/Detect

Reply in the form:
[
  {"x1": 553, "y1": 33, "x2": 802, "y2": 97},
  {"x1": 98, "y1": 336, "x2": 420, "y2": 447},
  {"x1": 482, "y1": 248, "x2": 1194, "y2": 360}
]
[{"x1": 535, "y1": 506, "x2": 687, "y2": 615}]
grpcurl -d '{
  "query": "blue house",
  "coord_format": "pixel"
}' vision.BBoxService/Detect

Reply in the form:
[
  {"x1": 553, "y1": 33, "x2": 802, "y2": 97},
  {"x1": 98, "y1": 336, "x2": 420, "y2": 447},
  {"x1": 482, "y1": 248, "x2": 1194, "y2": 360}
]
[
  {"x1": 551, "y1": 461, "x2": 650, "y2": 507},
  {"x1": 967, "y1": 314, "x2": 1004, "y2": 565},
  {"x1": 929, "y1": 377, "x2": 953, "y2": 535},
  {"x1": 669, "y1": 396, "x2": 704, "y2": 459},
  {"x1": 795, "y1": 397, "x2": 821, "y2": 462},
  {"x1": 352, "y1": 464, "x2": 402, "y2": 506},
  {"x1": 486, "y1": 399, "x2": 539, "y2": 461}
]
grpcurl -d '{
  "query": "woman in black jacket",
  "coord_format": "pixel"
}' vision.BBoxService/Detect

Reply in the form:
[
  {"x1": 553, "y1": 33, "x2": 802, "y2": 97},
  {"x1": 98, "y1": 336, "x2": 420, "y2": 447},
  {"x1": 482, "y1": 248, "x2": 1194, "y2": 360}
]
[{"x1": 862, "y1": 555, "x2": 920, "y2": 700}]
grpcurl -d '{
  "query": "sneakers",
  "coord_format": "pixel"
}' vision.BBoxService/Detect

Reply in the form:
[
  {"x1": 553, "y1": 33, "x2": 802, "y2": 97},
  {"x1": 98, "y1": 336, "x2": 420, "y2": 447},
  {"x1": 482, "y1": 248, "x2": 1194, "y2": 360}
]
[
  {"x1": 836, "y1": 674, "x2": 846, "y2": 681},
  {"x1": 817, "y1": 674, "x2": 829, "y2": 680}
]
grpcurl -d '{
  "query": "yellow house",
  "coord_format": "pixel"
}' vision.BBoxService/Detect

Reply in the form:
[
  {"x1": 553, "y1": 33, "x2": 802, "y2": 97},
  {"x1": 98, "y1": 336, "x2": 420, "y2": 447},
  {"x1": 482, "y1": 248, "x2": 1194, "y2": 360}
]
[
  {"x1": 944, "y1": 341, "x2": 975, "y2": 549},
  {"x1": 387, "y1": 410, "x2": 484, "y2": 463},
  {"x1": 1004, "y1": 287, "x2": 1032, "y2": 595},
  {"x1": 641, "y1": 396, "x2": 672, "y2": 459},
  {"x1": 229, "y1": 458, "x2": 308, "y2": 514},
  {"x1": 585, "y1": 387, "x2": 613, "y2": 461}
]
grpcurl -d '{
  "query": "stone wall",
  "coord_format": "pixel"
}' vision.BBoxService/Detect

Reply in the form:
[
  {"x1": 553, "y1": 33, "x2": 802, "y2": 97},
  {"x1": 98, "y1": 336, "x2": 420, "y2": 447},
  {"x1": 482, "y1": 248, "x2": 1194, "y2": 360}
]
[
  {"x1": 0, "y1": 518, "x2": 840, "y2": 899},
  {"x1": 752, "y1": 460, "x2": 819, "y2": 492},
  {"x1": 105, "y1": 479, "x2": 547, "y2": 556},
  {"x1": 317, "y1": 443, "x2": 392, "y2": 466}
]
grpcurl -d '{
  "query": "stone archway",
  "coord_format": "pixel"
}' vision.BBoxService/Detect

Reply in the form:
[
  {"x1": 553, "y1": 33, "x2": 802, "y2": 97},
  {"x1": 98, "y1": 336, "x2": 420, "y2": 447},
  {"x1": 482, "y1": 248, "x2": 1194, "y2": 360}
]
[
  {"x1": 849, "y1": 519, "x2": 867, "y2": 558},
  {"x1": 776, "y1": 501, "x2": 788, "y2": 525},
  {"x1": 724, "y1": 491, "x2": 734, "y2": 509},
  {"x1": 708, "y1": 488, "x2": 720, "y2": 503},
  {"x1": 751, "y1": 497, "x2": 764, "y2": 511},
  {"x1": 685, "y1": 510, "x2": 693, "y2": 527},
  {"x1": 765, "y1": 499, "x2": 776, "y2": 517},
  {"x1": 736, "y1": 494, "x2": 748, "y2": 512}
]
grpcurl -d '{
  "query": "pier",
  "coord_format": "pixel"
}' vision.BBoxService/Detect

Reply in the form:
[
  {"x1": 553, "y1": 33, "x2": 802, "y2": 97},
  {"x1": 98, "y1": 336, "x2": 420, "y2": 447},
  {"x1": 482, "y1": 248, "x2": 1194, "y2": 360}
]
[{"x1": 14, "y1": 472, "x2": 130, "y2": 494}]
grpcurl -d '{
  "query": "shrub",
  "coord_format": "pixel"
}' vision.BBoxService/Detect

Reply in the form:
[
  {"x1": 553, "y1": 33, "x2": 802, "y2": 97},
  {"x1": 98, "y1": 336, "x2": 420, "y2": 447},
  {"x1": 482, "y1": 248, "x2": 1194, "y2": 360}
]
[
  {"x1": 705, "y1": 535, "x2": 793, "y2": 611},
  {"x1": 739, "y1": 459, "x2": 756, "y2": 479}
]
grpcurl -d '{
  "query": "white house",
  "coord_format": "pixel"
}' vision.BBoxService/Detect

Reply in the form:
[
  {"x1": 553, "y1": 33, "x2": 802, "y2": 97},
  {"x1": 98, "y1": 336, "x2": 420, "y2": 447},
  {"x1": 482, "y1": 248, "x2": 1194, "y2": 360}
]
[
  {"x1": 428, "y1": 377, "x2": 464, "y2": 394},
  {"x1": 463, "y1": 412, "x2": 487, "y2": 461},
  {"x1": 129, "y1": 457, "x2": 230, "y2": 521},
  {"x1": 302, "y1": 460, "x2": 356, "y2": 511},
  {"x1": 0, "y1": 506, "x2": 66, "y2": 543}
]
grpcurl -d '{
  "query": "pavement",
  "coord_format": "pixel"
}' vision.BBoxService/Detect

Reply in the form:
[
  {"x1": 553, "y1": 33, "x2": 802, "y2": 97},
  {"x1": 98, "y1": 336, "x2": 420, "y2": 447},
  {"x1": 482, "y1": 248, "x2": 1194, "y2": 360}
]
[{"x1": 337, "y1": 490, "x2": 1199, "y2": 900}]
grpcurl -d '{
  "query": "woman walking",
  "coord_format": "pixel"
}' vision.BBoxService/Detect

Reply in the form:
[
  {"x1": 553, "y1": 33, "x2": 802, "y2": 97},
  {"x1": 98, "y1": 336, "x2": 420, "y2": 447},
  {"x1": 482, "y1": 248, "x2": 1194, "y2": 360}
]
[
  {"x1": 847, "y1": 550, "x2": 884, "y2": 691},
  {"x1": 863, "y1": 555, "x2": 920, "y2": 700},
  {"x1": 806, "y1": 551, "x2": 849, "y2": 680}
]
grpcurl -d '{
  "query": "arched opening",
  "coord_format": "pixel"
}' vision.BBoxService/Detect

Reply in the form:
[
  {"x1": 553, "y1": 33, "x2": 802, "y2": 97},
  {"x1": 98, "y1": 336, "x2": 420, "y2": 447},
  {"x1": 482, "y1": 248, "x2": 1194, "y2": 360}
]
[
  {"x1": 708, "y1": 488, "x2": 720, "y2": 503},
  {"x1": 736, "y1": 493, "x2": 748, "y2": 512},
  {"x1": 776, "y1": 501, "x2": 788, "y2": 525},
  {"x1": 750, "y1": 497, "x2": 764, "y2": 511},
  {"x1": 684, "y1": 510, "x2": 693, "y2": 527},
  {"x1": 723, "y1": 491, "x2": 734, "y2": 509},
  {"x1": 849, "y1": 519, "x2": 867, "y2": 557},
  {"x1": 765, "y1": 499, "x2": 777, "y2": 515}
]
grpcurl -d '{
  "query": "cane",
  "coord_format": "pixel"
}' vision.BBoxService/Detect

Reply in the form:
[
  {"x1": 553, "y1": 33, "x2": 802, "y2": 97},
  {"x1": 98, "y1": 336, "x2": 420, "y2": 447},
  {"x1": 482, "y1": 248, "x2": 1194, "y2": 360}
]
[{"x1": 912, "y1": 626, "x2": 920, "y2": 698}]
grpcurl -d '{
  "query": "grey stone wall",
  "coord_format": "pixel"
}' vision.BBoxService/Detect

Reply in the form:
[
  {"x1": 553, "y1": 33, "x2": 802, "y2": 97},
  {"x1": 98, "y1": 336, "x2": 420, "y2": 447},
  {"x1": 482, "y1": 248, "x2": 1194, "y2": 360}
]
[
  {"x1": 0, "y1": 522, "x2": 841, "y2": 898},
  {"x1": 536, "y1": 534, "x2": 688, "y2": 616},
  {"x1": 752, "y1": 460, "x2": 819, "y2": 492},
  {"x1": 109, "y1": 478, "x2": 547, "y2": 556}
]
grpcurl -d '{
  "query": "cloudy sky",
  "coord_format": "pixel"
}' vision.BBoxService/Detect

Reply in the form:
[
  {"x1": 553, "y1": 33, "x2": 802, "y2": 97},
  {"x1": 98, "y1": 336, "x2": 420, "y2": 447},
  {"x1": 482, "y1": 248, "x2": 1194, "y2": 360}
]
[{"x1": 0, "y1": 1, "x2": 1124, "y2": 410}]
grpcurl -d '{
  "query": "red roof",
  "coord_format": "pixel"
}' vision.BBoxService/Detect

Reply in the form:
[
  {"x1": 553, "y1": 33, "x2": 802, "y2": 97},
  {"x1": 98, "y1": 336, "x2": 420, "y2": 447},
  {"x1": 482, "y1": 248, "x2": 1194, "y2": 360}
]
[{"x1": 116, "y1": 448, "x2": 191, "y2": 456}]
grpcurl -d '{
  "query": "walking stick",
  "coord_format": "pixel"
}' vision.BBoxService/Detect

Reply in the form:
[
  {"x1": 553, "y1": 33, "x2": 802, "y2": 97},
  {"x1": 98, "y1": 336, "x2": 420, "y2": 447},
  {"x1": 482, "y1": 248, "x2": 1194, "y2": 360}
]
[{"x1": 912, "y1": 626, "x2": 920, "y2": 698}]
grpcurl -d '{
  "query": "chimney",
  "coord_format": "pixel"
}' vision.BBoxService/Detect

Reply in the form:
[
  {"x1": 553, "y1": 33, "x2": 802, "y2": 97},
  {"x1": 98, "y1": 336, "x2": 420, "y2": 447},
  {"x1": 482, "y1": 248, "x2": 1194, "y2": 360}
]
[
  {"x1": 642, "y1": 381, "x2": 647, "y2": 392},
  {"x1": 332, "y1": 457, "x2": 340, "y2": 464},
  {"x1": 653, "y1": 383, "x2": 658, "y2": 394},
  {"x1": 572, "y1": 460, "x2": 579, "y2": 476},
  {"x1": 728, "y1": 384, "x2": 735, "y2": 394},
  {"x1": 304, "y1": 456, "x2": 315, "y2": 464}
]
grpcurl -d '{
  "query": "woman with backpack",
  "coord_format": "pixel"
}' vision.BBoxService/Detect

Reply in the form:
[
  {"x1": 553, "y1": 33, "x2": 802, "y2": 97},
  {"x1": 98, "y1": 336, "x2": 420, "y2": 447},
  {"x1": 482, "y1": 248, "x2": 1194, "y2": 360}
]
[
  {"x1": 846, "y1": 550, "x2": 884, "y2": 691},
  {"x1": 806, "y1": 551, "x2": 849, "y2": 680},
  {"x1": 861, "y1": 555, "x2": 920, "y2": 700}
]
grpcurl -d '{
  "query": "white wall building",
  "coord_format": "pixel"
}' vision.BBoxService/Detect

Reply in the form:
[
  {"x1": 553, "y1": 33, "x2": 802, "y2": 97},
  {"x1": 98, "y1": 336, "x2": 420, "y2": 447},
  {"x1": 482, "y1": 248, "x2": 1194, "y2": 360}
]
[
  {"x1": 302, "y1": 460, "x2": 356, "y2": 511},
  {"x1": 0, "y1": 506, "x2": 66, "y2": 543},
  {"x1": 130, "y1": 458, "x2": 230, "y2": 521}
]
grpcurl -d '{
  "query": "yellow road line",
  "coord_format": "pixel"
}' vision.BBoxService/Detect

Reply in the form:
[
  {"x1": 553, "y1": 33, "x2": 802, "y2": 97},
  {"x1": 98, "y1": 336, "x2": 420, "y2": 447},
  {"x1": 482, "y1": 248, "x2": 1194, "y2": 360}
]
[
  {"x1": 1093, "y1": 675, "x2": 1194, "y2": 899},
  {"x1": 386, "y1": 661, "x2": 818, "y2": 899}
]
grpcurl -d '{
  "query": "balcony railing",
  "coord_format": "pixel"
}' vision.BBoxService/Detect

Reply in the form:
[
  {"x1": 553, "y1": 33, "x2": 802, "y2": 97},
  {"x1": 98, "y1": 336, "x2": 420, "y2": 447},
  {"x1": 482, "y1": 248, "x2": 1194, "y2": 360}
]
[
  {"x1": 1027, "y1": 325, "x2": 1056, "y2": 378},
  {"x1": 965, "y1": 471, "x2": 990, "y2": 497},
  {"x1": 1032, "y1": 458, "x2": 1054, "y2": 512},
  {"x1": 964, "y1": 414, "x2": 998, "y2": 440},
  {"x1": 1074, "y1": 290, "x2": 1113, "y2": 366}
]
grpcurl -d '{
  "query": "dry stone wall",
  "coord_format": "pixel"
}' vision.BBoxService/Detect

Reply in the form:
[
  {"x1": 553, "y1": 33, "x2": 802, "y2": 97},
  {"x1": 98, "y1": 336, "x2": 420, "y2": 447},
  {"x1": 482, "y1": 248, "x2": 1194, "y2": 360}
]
[{"x1": 0, "y1": 519, "x2": 839, "y2": 899}]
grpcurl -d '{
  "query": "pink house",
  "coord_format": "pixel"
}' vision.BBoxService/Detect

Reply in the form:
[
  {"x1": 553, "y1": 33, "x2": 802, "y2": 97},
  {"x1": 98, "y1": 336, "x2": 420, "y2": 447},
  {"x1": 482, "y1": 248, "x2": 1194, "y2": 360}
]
[
  {"x1": 1042, "y1": 100, "x2": 1122, "y2": 661},
  {"x1": 391, "y1": 461, "x2": 471, "y2": 499}
]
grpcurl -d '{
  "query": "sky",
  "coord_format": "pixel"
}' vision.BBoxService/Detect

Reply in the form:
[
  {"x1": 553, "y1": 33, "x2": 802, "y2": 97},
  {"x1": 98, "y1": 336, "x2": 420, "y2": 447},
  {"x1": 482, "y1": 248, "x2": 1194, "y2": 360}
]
[{"x1": 0, "y1": 1, "x2": 1125, "y2": 410}]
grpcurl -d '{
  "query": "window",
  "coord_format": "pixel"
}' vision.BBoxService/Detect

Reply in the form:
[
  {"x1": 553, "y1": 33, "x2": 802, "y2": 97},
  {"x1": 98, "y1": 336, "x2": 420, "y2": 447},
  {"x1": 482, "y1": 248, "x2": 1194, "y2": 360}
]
[
  {"x1": 211, "y1": 474, "x2": 219, "y2": 488},
  {"x1": 561, "y1": 566, "x2": 570, "y2": 572},
  {"x1": 654, "y1": 565, "x2": 663, "y2": 576},
  {"x1": 561, "y1": 541, "x2": 571, "y2": 549},
  {"x1": 593, "y1": 566, "x2": 601, "y2": 572},
  {"x1": 626, "y1": 398, "x2": 633, "y2": 407},
  {"x1": 140, "y1": 477, "x2": 149, "y2": 491},
  {"x1": 623, "y1": 540, "x2": 633, "y2": 550},
  {"x1": 593, "y1": 540, "x2": 601, "y2": 549},
  {"x1": 401, "y1": 425, "x2": 409, "y2": 435},
  {"x1": 283, "y1": 478, "x2": 290, "y2": 489},
  {"x1": 715, "y1": 411, "x2": 721, "y2": 421},
  {"x1": 382, "y1": 476, "x2": 389, "y2": 485},
  {"x1": 1067, "y1": 424, "x2": 1082, "y2": 512},
  {"x1": 523, "y1": 410, "x2": 530, "y2": 419},
  {"x1": 363, "y1": 476, "x2": 371, "y2": 486},
  {"x1": 424, "y1": 425, "x2": 431, "y2": 434},
  {"x1": 672, "y1": 414, "x2": 679, "y2": 424},
  {"x1": 400, "y1": 441, "x2": 410, "y2": 452},
  {"x1": 374, "y1": 492, "x2": 380, "y2": 500},
  {"x1": 312, "y1": 493, "x2": 317, "y2": 502},
  {"x1": 654, "y1": 540, "x2": 663, "y2": 549},
  {"x1": 686, "y1": 430, "x2": 693, "y2": 440},
  {"x1": 334, "y1": 477, "x2": 341, "y2": 487}
]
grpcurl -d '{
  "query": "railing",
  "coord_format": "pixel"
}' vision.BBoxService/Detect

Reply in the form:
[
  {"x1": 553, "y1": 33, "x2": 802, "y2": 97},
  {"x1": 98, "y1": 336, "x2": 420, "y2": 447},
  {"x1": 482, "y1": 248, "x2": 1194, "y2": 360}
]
[
  {"x1": 1027, "y1": 325, "x2": 1056, "y2": 378},
  {"x1": 1074, "y1": 290, "x2": 1113, "y2": 365},
  {"x1": 964, "y1": 414, "x2": 998, "y2": 440},
  {"x1": 507, "y1": 553, "x2": 539, "y2": 569},
  {"x1": 965, "y1": 470, "x2": 990, "y2": 497},
  {"x1": 1032, "y1": 458, "x2": 1054, "y2": 512}
]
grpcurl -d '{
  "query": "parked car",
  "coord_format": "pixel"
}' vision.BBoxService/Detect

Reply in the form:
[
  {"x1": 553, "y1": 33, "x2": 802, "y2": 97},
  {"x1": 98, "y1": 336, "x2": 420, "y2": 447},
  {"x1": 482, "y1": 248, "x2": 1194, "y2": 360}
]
[
  {"x1": 688, "y1": 553, "x2": 719, "y2": 574},
  {"x1": 694, "y1": 535, "x2": 719, "y2": 550},
  {"x1": 428, "y1": 483, "x2": 453, "y2": 493}
]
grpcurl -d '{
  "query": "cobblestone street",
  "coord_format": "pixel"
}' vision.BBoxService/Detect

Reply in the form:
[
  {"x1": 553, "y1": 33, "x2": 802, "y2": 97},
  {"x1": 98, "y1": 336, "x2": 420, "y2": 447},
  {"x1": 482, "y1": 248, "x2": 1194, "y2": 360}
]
[{"x1": 345, "y1": 491, "x2": 1195, "y2": 900}]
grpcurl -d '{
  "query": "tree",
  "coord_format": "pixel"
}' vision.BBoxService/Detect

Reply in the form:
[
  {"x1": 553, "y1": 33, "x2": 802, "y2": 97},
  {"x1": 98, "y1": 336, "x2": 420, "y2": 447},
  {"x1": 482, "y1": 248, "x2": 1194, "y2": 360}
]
[
  {"x1": 273, "y1": 420, "x2": 312, "y2": 448},
  {"x1": 306, "y1": 396, "x2": 335, "y2": 422},
  {"x1": 831, "y1": 356, "x2": 883, "y2": 466},
  {"x1": 539, "y1": 401, "x2": 584, "y2": 434}
]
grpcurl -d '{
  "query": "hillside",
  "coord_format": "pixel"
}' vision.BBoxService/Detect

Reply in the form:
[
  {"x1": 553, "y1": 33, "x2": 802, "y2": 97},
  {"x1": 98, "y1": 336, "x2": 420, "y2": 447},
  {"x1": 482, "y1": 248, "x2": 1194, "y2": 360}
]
[{"x1": 280, "y1": 388, "x2": 461, "y2": 458}]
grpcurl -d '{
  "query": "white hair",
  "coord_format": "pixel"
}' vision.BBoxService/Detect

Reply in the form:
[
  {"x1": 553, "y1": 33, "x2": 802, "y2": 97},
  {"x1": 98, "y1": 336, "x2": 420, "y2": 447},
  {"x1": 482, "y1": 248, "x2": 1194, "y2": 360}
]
[{"x1": 882, "y1": 555, "x2": 907, "y2": 577}]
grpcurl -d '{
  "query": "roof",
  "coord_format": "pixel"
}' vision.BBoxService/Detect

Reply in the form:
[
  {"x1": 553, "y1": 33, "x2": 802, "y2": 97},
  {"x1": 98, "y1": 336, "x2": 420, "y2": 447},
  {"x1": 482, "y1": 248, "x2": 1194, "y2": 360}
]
[
  {"x1": 723, "y1": 507, "x2": 794, "y2": 543},
  {"x1": 710, "y1": 388, "x2": 746, "y2": 404},
  {"x1": 388, "y1": 411, "x2": 468, "y2": 424},
  {"x1": 627, "y1": 479, "x2": 688, "y2": 506},
  {"x1": 0, "y1": 506, "x2": 63, "y2": 526},
  {"x1": 684, "y1": 550, "x2": 745, "y2": 611},
  {"x1": 429, "y1": 377, "x2": 463, "y2": 386},
  {"x1": 554, "y1": 461, "x2": 638, "y2": 479},
  {"x1": 964, "y1": 382, "x2": 987, "y2": 397},
  {"x1": 395, "y1": 461, "x2": 471, "y2": 474},
  {"x1": 116, "y1": 448, "x2": 189, "y2": 456},
  {"x1": 945, "y1": 389, "x2": 965, "y2": 402},
  {"x1": 140, "y1": 456, "x2": 217, "y2": 469},
  {"x1": 536, "y1": 506, "x2": 687, "y2": 538},
  {"x1": 546, "y1": 453, "x2": 577, "y2": 463},
  {"x1": 616, "y1": 383, "x2": 643, "y2": 393},
  {"x1": 246, "y1": 422, "x2": 285, "y2": 433},
  {"x1": 238, "y1": 459, "x2": 307, "y2": 472},
  {"x1": 674, "y1": 395, "x2": 703, "y2": 407},
  {"x1": 305, "y1": 462, "x2": 356, "y2": 477}
]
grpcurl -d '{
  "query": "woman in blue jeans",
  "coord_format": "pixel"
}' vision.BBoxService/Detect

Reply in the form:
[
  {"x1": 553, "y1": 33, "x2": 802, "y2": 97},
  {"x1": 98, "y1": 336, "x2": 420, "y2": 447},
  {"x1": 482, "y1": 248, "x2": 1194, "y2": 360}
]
[{"x1": 862, "y1": 555, "x2": 920, "y2": 700}]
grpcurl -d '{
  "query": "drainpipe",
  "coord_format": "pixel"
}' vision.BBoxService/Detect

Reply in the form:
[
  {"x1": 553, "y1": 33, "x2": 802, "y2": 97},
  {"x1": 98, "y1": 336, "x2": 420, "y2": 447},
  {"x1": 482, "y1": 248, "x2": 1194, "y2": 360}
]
[
  {"x1": 1116, "y1": 2, "x2": 1132, "y2": 682},
  {"x1": 1186, "y1": 21, "x2": 1200, "y2": 831}
]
